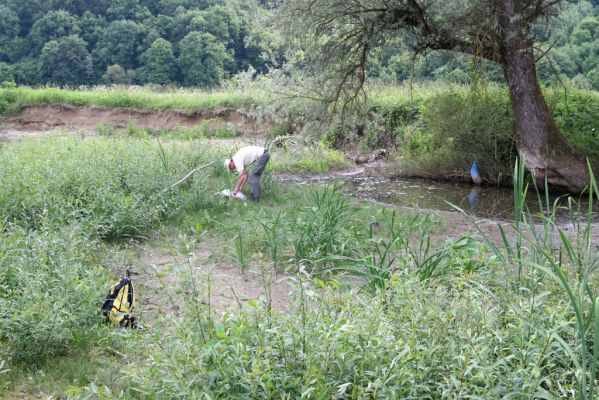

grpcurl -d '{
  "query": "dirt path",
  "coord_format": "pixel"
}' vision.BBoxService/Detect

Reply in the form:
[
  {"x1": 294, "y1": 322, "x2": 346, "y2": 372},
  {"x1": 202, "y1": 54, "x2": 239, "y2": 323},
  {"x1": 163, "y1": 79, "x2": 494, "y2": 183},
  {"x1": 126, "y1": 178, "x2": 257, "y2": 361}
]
[{"x1": 109, "y1": 241, "x2": 293, "y2": 319}]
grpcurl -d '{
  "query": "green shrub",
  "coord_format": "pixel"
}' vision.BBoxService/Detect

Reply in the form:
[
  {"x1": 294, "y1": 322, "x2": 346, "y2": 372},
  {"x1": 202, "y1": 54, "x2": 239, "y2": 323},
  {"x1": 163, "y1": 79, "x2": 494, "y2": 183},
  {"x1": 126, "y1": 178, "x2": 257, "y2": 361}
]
[
  {"x1": 394, "y1": 87, "x2": 516, "y2": 178},
  {"x1": 0, "y1": 224, "x2": 105, "y2": 365},
  {"x1": 266, "y1": 122, "x2": 293, "y2": 140},
  {"x1": 98, "y1": 268, "x2": 576, "y2": 399},
  {"x1": 549, "y1": 89, "x2": 599, "y2": 154},
  {"x1": 0, "y1": 138, "x2": 208, "y2": 240},
  {"x1": 368, "y1": 84, "x2": 598, "y2": 179}
]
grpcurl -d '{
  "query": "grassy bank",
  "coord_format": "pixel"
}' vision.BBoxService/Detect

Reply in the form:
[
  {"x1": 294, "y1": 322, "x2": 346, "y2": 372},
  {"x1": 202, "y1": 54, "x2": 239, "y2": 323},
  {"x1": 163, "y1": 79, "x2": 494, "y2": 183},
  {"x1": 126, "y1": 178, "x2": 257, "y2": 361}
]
[
  {"x1": 1, "y1": 132, "x2": 599, "y2": 398},
  {"x1": 0, "y1": 86, "x2": 263, "y2": 116},
  {"x1": 2, "y1": 84, "x2": 597, "y2": 184},
  {"x1": 364, "y1": 83, "x2": 599, "y2": 181}
]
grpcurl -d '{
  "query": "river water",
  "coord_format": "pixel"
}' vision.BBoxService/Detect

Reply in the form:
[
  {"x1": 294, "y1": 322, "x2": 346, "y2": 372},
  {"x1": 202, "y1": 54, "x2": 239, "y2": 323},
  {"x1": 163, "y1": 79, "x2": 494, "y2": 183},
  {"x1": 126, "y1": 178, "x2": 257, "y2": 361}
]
[{"x1": 283, "y1": 172, "x2": 598, "y2": 222}]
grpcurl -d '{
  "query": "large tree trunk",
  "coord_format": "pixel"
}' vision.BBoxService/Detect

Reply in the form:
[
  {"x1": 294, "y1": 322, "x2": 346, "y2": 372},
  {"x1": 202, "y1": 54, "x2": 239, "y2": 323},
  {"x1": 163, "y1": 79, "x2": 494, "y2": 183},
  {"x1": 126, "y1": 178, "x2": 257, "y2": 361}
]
[{"x1": 497, "y1": 0, "x2": 589, "y2": 193}]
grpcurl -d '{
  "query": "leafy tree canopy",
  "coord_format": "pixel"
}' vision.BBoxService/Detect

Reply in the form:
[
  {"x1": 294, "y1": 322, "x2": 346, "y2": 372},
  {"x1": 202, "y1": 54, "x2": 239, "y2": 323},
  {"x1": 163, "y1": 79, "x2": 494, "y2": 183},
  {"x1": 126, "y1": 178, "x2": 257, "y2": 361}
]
[
  {"x1": 140, "y1": 38, "x2": 177, "y2": 84},
  {"x1": 178, "y1": 31, "x2": 230, "y2": 87},
  {"x1": 29, "y1": 10, "x2": 80, "y2": 53},
  {"x1": 0, "y1": 0, "x2": 594, "y2": 88},
  {"x1": 0, "y1": 5, "x2": 19, "y2": 38},
  {"x1": 40, "y1": 35, "x2": 92, "y2": 85}
]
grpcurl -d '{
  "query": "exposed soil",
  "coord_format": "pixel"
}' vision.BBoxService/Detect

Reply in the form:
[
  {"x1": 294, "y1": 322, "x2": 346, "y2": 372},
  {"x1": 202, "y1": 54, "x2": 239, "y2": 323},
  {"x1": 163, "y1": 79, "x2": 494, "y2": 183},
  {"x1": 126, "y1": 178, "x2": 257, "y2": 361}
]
[
  {"x1": 110, "y1": 241, "x2": 293, "y2": 318},
  {"x1": 1, "y1": 104, "x2": 274, "y2": 139}
]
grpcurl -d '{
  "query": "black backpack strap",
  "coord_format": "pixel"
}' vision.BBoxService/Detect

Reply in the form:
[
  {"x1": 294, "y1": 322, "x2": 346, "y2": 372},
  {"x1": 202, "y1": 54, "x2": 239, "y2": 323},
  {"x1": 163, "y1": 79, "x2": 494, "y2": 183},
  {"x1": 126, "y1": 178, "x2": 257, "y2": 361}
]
[
  {"x1": 127, "y1": 280, "x2": 134, "y2": 311},
  {"x1": 101, "y1": 277, "x2": 130, "y2": 315}
]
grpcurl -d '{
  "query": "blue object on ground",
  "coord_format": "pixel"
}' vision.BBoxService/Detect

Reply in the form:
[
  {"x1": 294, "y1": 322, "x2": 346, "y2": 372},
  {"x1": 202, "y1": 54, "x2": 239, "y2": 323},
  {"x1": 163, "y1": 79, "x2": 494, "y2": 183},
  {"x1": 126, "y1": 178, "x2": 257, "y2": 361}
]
[{"x1": 470, "y1": 161, "x2": 481, "y2": 185}]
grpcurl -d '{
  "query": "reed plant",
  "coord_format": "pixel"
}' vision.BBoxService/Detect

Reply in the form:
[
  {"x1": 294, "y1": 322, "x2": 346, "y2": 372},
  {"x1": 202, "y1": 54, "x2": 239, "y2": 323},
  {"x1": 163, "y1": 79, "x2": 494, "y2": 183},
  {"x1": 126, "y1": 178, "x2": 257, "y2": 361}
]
[
  {"x1": 228, "y1": 234, "x2": 247, "y2": 279},
  {"x1": 288, "y1": 185, "x2": 359, "y2": 271},
  {"x1": 316, "y1": 209, "x2": 435, "y2": 292},
  {"x1": 465, "y1": 157, "x2": 599, "y2": 399}
]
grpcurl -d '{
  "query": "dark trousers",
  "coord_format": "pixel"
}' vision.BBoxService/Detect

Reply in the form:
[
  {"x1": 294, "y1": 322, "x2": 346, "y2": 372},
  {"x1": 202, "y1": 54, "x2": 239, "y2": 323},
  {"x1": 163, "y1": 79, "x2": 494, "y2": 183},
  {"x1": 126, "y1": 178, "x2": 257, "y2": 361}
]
[{"x1": 249, "y1": 151, "x2": 270, "y2": 200}]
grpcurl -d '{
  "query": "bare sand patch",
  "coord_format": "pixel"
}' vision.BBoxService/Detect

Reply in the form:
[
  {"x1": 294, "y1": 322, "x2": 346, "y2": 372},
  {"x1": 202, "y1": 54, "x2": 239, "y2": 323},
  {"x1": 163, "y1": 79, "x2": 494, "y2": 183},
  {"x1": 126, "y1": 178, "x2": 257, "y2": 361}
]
[{"x1": 2, "y1": 104, "x2": 273, "y2": 139}]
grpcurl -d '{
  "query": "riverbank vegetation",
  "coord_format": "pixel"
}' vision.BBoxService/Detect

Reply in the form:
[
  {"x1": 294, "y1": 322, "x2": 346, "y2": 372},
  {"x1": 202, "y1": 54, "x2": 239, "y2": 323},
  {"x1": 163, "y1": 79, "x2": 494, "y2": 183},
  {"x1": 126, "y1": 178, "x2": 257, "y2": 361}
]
[
  {"x1": 1, "y1": 134, "x2": 599, "y2": 398},
  {"x1": 0, "y1": 85, "x2": 257, "y2": 115},
  {"x1": 2, "y1": 83, "x2": 598, "y2": 183}
]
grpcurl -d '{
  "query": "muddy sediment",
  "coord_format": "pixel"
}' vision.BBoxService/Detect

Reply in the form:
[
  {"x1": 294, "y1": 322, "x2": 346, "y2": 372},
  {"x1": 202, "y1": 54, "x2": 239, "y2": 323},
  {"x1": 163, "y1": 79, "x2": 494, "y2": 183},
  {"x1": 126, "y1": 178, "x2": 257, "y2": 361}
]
[{"x1": 2, "y1": 104, "x2": 274, "y2": 138}]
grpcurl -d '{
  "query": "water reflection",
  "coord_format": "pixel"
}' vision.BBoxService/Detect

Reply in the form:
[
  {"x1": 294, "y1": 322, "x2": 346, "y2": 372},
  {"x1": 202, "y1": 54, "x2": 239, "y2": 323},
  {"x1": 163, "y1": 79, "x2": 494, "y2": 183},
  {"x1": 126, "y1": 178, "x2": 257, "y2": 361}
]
[
  {"x1": 342, "y1": 176, "x2": 597, "y2": 222},
  {"x1": 468, "y1": 186, "x2": 480, "y2": 210},
  {"x1": 280, "y1": 173, "x2": 598, "y2": 222}
]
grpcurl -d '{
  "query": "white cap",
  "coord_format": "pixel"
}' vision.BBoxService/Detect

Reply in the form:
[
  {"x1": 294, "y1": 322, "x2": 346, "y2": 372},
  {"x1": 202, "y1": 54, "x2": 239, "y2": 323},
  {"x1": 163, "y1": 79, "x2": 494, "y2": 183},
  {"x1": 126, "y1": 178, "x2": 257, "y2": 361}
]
[{"x1": 224, "y1": 158, "x2": 232, "y2": 170}]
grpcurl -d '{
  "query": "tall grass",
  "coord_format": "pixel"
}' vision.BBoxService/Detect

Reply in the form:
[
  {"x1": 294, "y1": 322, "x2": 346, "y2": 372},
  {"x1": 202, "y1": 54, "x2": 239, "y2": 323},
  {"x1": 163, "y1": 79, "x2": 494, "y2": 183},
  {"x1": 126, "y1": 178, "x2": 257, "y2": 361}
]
[
  {"x1": 268, "y1": 143, "x2": 349, "y2": 174},
  {"x1": 0, "y1": 137, "x2": 222, "y2": 240},
  {"x1": 0, "y1": 86, "x2": 262, "y2": 115},
  {"x1": 466, "y1": 157, "x2": 599, "y2": 399},
  {"x1": 288, "y1": 185, "x2": 359, "y2": 271},
  {"x1": 0, "y1": 224, "x2": 105, "y2": 366}
]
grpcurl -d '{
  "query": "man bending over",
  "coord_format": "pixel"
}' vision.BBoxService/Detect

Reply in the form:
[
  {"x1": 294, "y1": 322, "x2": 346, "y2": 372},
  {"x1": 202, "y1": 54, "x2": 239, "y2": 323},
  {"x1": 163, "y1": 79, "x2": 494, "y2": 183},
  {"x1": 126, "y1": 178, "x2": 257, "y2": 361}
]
[{"x1": 224, "y1": 145, "x2": 270, "y2": 201}]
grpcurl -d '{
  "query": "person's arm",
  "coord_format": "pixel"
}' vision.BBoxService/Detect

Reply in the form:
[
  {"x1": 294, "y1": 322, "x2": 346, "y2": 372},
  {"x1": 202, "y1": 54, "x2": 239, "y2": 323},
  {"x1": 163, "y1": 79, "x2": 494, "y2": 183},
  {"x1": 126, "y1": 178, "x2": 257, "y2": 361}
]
[{"x1": 233, "y1": 170, "x2": 248, "y2": 195}]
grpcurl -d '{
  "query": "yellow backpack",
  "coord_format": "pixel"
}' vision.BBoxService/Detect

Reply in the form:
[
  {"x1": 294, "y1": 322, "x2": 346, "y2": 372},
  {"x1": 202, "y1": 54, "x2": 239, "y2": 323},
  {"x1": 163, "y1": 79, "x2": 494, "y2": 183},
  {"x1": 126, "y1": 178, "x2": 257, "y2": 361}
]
[{"x1": 101, "y1": 270, "x2": 137, "y2": 329}]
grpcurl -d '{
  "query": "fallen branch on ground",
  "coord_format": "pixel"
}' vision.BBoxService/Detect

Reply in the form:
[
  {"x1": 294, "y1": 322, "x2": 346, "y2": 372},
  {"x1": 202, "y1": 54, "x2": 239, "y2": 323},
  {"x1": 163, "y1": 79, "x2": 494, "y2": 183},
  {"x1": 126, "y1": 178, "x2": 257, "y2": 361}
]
[{"x1": 164, "y1": 161, "x2": 217, "y2": 192}]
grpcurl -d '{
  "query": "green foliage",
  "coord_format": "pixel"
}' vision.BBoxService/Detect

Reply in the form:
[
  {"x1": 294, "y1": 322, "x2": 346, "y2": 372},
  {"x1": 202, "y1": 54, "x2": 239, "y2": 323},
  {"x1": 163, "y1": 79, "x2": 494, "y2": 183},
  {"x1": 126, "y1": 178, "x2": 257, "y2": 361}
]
[
  {"x1": 12, "y1": 57, "x2": 43, "y2": 86},
  {"x1": 28, "y1": 10, "x2": 81, "y2": 53},
  {"x1": 63, "y1": 160, "x2": 597, "y2": 399},
  {"x1": 40, "y1": 35, "x2": 93, "y2": 85},
  {"x1": 140, "y1": 38, "x2": 177, "y2": 85},
  {"x1": 106, "y1": 0, "x2": 152, "y2": 22},
  {"x1": 0, "y1": 5, "x2": 20, "y2": 38},
  {"x1": 416, "y1": 87, "x2": 516, "y2": 176},
  {"x1": 270, "y1": 144, "x2": 348, "y2": 174},
  {"x1": 0, "y1": 86, "x2": 257, "y2": 115},
  {"x1": 540, "y1": 9, "x2": 599, "y2": 90},
  {"x1": 0, "y1": 224, "x2": 105, "y2": 365},
  {"x1": 467, "y1": 158, "x2": 599, "y2": 399},
  {"x1": 550, "y1": 89, "x2": 599, "y2": 154},
  {"x1": 0, "y1": 62, "x2": 14, "y2": 84},
  {"x1": 0, "y1": 0, "x2": 279, "y2": 87},
  {"x1": 92, "y1": 20, "x2": 144, "y2": 72},
  {"x1": 266, "y1": 122, "x2": 293, "y2": 140},
  {"x1": 4, "y1": 133, "x2": 599, "y2": 398},
  {"x1": 102, "y1": 64, "x2": 135, "y2": 85},
  {"x1": 228, "y1": 235, "x2": 247, "y2": 277},
  {"x1": 178, "y1": 31, "x2": 230, "y2": 87},
  {"x1": 367, "y1": 84, "x2": 599, "y2": 180},
  {"x1": 0, "y1": 0, "x2": 591, "y2": 88},
  {"x1": 0, "y1": 138, "x2": 205, "y2": 240},
  {"x1": 287, "y1": 186, "x2": 358, "y2": 271},
  {"x1": 317, "y1": 209, "x2": 435, "y2": 292},
  {"x1": 96, "y1": 259, "x2": 577, "y2": 399},
  {"x1": 96, "y1": 120, "x2": 239, "y2": 140}
]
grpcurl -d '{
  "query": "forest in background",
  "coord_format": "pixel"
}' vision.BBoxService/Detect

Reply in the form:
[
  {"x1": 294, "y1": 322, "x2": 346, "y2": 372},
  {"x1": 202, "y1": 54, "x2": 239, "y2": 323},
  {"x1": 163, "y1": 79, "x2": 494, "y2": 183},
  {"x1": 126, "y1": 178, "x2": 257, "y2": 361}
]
[{"x1": 0, "y1": 0, "x2": 597, "y2": 89}]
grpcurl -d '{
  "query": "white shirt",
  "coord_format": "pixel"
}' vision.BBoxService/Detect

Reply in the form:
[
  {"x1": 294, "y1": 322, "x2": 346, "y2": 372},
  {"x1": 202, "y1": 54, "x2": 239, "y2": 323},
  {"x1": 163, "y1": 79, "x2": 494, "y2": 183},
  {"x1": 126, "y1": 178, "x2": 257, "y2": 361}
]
[{"x1": 232, "y1": 146, "x2": 265, "y2": 173}]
